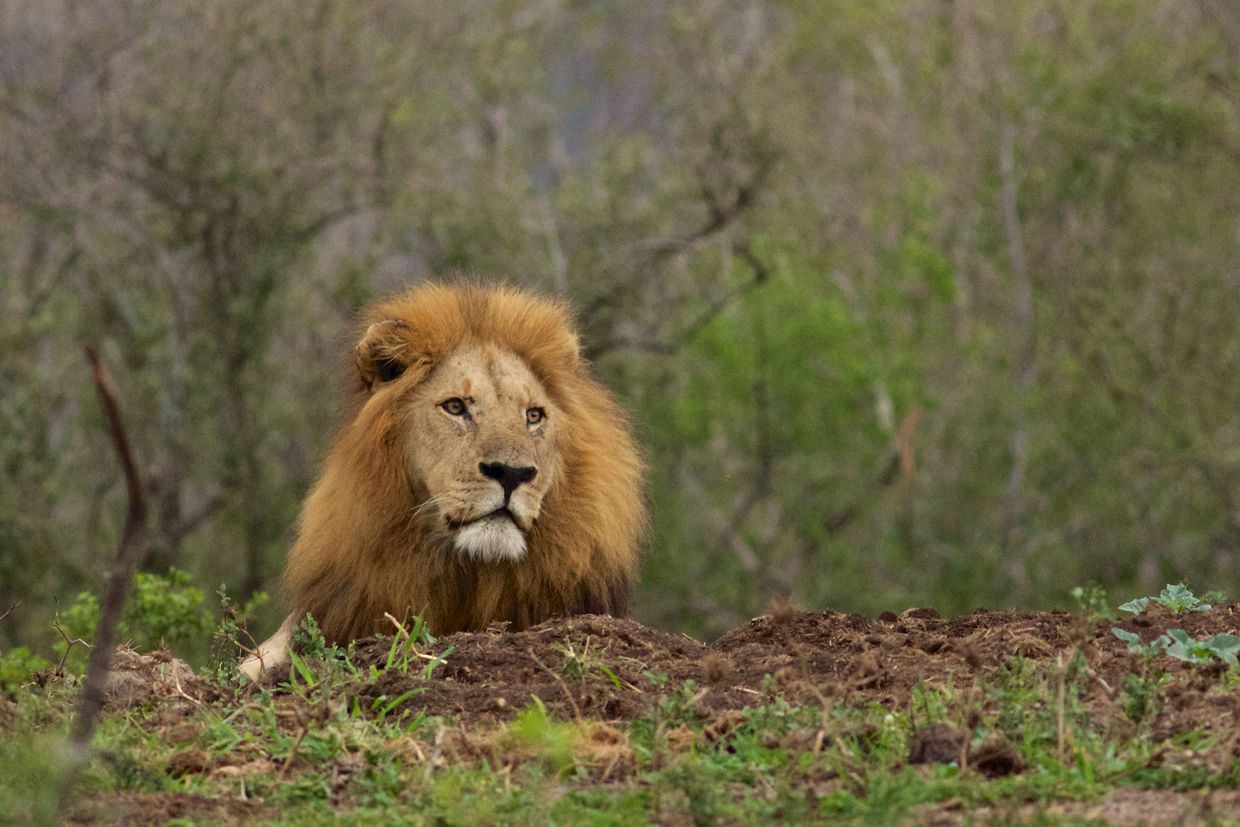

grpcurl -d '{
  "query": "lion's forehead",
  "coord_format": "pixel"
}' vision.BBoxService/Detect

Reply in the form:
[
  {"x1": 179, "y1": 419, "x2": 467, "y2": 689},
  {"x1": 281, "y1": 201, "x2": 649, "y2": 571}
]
[{"x1": 435, "y1": 346, "x2": 544, "y2": 405}]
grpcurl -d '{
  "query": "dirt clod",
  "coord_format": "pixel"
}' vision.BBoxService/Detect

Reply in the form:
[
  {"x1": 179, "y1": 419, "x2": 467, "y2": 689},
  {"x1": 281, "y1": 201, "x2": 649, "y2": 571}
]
[
  {"x1": 908, "y1": 723, "x2": 966, "y2": 766},
  {"x1": 970, "y1": 734, "x2": 1025, "y2": 777}
]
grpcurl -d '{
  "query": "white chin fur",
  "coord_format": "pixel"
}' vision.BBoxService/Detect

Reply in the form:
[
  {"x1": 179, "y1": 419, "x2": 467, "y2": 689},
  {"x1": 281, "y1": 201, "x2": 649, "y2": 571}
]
[{"x1": 454, "y1": 516, "x2": 528, "y2": 562}]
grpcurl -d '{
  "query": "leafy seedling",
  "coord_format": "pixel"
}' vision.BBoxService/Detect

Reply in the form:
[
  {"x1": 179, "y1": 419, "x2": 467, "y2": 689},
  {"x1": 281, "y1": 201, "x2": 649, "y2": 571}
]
[
  {"x1": 1112, "y1": 628, "x2": 1169, "y2": 658},
  {"x1": 1114, "y1": 628, "x2": 1240, "y2": 665},
  {"x1": 1164, "y1": 630, "x2": 1240, "y2": 666},
  {"x1": 1118, "y1": 583, "x2": 1216, "y2": 615}
]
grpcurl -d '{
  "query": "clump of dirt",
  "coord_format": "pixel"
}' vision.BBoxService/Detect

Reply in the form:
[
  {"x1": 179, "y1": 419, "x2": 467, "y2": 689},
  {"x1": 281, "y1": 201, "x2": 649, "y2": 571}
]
[{"x1": 101, "y1": 647, "x2": 222, "y2": 709}]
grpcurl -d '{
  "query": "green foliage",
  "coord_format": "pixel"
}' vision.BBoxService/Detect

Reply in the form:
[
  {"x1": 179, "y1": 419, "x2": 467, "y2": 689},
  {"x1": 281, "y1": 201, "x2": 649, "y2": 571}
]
[
  {"x1": 1113, "y1": 627, "x2": 1240, "y2": 666},
  {"x1": 1119, "y1": 584, "x2": 1219, "y2": 616},
  {"x1": 1163, "y1": 630, "x2": 1240, "y2": 666},
  {"x1": 4, "y1": 0, "x2": 1240, "y2": 645},
  {"x1": 1112, "y1": 628, "x2": 1169, "y2": 659},
  {"x1": 55, "y1": 569, "x2": 214, "y2": 669},
  {"x1": 0, "y1": 646, "x2": 50, "y2": 693}
]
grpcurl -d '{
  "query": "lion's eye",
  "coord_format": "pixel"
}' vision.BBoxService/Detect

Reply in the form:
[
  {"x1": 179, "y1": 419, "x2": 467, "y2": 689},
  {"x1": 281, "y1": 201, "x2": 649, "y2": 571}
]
[
  {"x1": 376, "y1": 359, "x2": 405, "y2": 383},
  {"x1": 441, "y1": 397, "x2": 468, "y2": 416},
  {"x1": 526, "y1": 407, "x2": 546, "y2": 426}
]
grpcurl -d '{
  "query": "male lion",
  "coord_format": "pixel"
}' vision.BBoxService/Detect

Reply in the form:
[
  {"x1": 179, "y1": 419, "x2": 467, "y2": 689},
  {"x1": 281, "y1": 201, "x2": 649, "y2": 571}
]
[{"x1": 241, "y1": 282, "x2": 645, "y2": 680}]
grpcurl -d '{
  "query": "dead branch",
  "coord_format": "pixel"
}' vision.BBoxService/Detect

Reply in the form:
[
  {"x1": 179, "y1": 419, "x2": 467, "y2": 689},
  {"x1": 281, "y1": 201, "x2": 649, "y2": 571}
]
[
  {"x1": 51, "y1": 618, "x2": 93, "y2": 673},
  {"x1": 61, "y1": 347, "x2": 149, "y2": 806},
  {"x1": 0, "y1": 602, "x2": 17, "y2": 624}
]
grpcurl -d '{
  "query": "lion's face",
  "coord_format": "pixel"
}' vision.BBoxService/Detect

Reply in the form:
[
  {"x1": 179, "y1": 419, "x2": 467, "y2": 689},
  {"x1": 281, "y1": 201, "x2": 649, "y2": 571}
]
[
  {"x1": 283, "y1": 283, "x2": 643, "y2": 644},
  {"x1": 395, "y1": 345, "x2": 561, "y2": 562}
]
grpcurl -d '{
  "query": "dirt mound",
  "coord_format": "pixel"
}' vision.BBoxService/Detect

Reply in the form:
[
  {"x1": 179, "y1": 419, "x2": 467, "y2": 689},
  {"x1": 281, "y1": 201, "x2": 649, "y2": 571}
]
[
  {"x1": 351, "y1": 615, "x2": 705, "y2": 722},
  {"x1": 335, "y1": 605, "x2": 1240, "y2": 736}
]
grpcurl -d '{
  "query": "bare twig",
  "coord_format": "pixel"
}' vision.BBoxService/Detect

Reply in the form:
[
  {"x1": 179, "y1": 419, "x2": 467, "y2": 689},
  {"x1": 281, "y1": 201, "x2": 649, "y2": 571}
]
[
  {"x1": 527, "y1": 648, "x2": 582, "y2": 722},
  {"x1": 0, "y1": 602, "x2": 17, "y2": 624},
  {"x1": 51, "y1": 618, "x2": 93, "y2": 673},
  {"x1": 61, "y1": 347, "x2": 149, "y2": 807},
  {"x1": 172, "y1": 669, "x2": 204, "y2": 707},
  {"x1": 280, "y1": 725, "x2": 308, "y2": 778}
]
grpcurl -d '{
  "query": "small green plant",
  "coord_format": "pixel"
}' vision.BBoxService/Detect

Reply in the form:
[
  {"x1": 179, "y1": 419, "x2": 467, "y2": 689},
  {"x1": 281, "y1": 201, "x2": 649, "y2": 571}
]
[
  {"x1": 655, "y1": 679, "x2": 705, "y2": 726},
  {"x1": 1112, "y1": 628, "x2": 1170, "y2": 659},
  {"x1": 1070, "y1": 584, "x2": 1114, "y2": 620},
  {"x1": 556, "y1": 638, "x2": 622, "y2": 688},
  {"x1": 1113, "y1": 627, "x2": 1240, "y2": 665},
  {"x1": 209, "y1": 585, "x2": 269, "y2": 682},
  {"x1": 1163, "y1": 630, "x2": 1240, "y2": 665},
  {"x1": 1118, "y1": 583, "x2": 1221, "y2": 616},
  {"x1": 374, "y1": 614, "x2": 453, "y2": 681}
]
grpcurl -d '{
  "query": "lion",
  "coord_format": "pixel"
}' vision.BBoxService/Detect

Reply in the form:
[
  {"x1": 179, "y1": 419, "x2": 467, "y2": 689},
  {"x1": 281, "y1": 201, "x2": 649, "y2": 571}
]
[{"x1": 241, "y1": 282, "x2": 645, "y2": 680}]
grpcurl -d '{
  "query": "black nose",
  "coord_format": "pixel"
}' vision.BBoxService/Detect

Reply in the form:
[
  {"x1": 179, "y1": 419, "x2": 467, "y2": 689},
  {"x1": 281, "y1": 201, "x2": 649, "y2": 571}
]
[{"x1": 479, "y1": 462, "x2": 538, "y2": 500}]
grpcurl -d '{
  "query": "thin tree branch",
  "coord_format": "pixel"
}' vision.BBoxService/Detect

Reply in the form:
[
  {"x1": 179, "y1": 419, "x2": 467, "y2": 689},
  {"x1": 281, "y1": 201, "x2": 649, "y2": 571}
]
[
  {"x1": 61, "y1": 348, "x2": 149, "y2": 809},
  {"x1": 998, "y1": 116, "x2": 1036, "y2": 551},
  {"x1": 166, "y1": 493, "x2": 224, "y2": 544},
  {"x1": 590, "y1": 242, "x2": 772, "y2": 357}
]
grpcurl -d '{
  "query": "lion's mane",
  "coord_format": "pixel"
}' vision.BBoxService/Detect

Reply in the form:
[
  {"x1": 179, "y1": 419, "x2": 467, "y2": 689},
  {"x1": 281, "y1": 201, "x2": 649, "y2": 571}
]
[{"x1": 281, "y1": 282, "x2": 646, "y2": 642}]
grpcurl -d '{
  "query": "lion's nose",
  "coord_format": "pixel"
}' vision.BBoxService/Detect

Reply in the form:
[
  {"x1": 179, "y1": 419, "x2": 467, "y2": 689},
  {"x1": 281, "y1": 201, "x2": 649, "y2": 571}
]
[{"x1": 479, "y1": 462, "x2": 538, "y2": 500}]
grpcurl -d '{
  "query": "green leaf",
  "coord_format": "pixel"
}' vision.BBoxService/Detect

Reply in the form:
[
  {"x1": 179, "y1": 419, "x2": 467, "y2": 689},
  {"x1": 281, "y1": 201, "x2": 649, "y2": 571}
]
[
  {"x1": 287, "y1": 648, "x2": 318, "y2": 687},
  {"x1": 1118, "y1": 597, "x2": 1151, "y2": 615}
]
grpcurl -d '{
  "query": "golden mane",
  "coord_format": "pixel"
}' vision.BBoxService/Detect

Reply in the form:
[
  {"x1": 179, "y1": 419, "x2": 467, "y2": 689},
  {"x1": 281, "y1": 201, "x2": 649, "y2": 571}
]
[{"x1": 281, "y1": 282, "x2": 646, "y2": 642}]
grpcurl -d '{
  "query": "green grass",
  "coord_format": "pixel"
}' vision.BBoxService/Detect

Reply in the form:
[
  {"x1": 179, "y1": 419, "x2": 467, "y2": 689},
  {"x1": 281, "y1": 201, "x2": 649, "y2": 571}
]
[{"x1": 5, "y1": 658, "x2": 1235, "y2": 827}]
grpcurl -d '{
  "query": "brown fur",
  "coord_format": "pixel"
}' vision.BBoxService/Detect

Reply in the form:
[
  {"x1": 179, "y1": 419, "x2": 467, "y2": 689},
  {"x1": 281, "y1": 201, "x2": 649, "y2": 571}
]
[{"x1": 282, "y1": 282, "x2": 646, "y2": 642}]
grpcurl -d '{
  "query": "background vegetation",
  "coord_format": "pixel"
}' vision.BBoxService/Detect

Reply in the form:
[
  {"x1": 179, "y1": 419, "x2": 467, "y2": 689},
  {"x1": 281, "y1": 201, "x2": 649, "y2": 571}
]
[{"x1": 3, "y1": 0, "x2": 1240, "y2": 651}]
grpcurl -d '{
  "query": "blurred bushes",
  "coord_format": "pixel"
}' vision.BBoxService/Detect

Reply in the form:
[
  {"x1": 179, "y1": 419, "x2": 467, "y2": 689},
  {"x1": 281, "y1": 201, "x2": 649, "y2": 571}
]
[{"x1": 2, "y1": 0, "x2": 1240, "y2": 649}]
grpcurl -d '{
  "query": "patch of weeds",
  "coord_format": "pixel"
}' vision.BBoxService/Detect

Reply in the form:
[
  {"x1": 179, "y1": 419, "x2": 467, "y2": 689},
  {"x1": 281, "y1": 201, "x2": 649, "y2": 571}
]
[
  {"x1": 373, "y1": 614, "x2": 454, "y2": 681},
  {"x1": 426, "y1": 766, "x2": 547, "y2": 827},
  {"x1": 0, "y1": 735, "x2": 63, "y2": 826},
  {"x1": 357, "y1": 750, "x2": 410, "y2": 807},
  {"x1": 510, "y1": 697, "x2": 576, "y2": 776},
  {"x1": 272, "y1": 773, "x2": 332, "y2": 805},
  {"x1": 654, "y1": 679, "x2": 706, "y2": 727},
  {"x1": 647, "y1": 748, "x2": 814, "y2": 825},
  {"x1": 1070, "y1": 584, "x2": 1115, "y2": 621},
  {"x1": 209, "y1": 585, "x2": 269, "y2": 683},
  {"x1": 550, "y1": 787, "x2": 650, "y2": 826},
  {"x1": 910, "y1": 681, "x2": 955, "y2": 727},
  {"x1": 1120, "y1": 671, "x2": 1169, "y2": 724},
  {"x1": 1118, "y1": 583, "x2": 1223, "y2": 615},
  {"x1": 556, "y1": 637, "x2": 622, "y2": 688}
]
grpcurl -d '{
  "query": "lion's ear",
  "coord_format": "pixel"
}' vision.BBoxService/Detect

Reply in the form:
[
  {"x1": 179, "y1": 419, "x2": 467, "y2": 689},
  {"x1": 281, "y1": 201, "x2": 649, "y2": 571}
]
[{"x1": 354, "y1": 320, "x2": 413, "y2": 392}]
